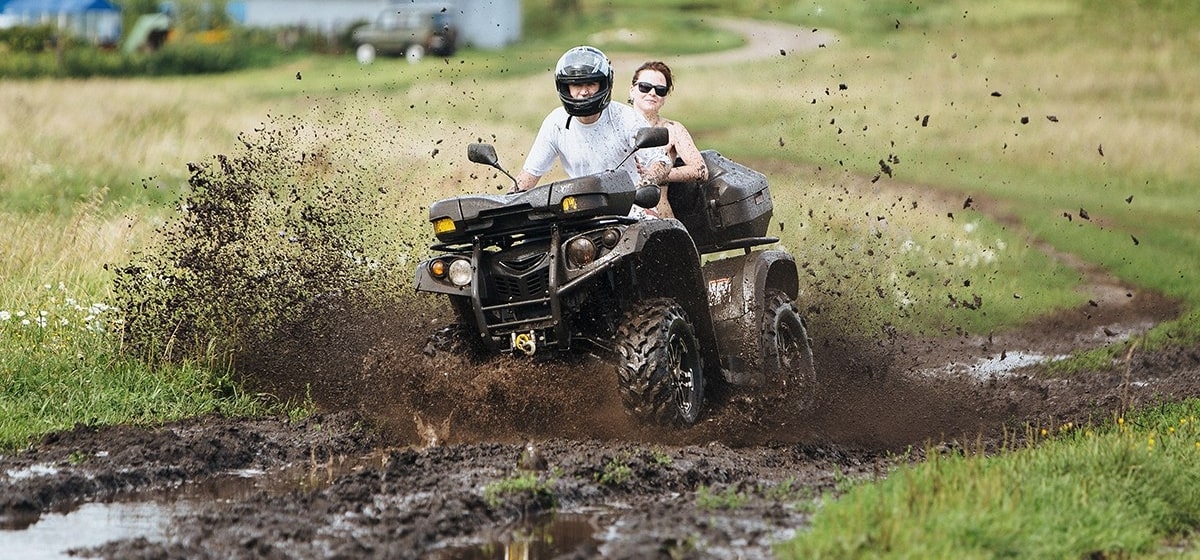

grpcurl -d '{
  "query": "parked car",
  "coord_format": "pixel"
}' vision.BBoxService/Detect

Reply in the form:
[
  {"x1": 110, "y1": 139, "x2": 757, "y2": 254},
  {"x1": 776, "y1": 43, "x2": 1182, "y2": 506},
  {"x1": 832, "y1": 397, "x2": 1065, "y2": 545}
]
[{"x1": 352, "y1": 7, "x2": 457, "y2": 63}]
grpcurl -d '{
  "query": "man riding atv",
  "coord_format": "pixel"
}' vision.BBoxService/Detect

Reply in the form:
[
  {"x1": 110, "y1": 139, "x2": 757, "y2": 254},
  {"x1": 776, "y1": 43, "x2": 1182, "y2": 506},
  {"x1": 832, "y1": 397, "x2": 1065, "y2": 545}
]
[
  {"x1": 514, "y1": 46, "x2": 670, "y2": 198},
  {"x1": 413, "y1": 47, "x2": 816, "y2": 427}
]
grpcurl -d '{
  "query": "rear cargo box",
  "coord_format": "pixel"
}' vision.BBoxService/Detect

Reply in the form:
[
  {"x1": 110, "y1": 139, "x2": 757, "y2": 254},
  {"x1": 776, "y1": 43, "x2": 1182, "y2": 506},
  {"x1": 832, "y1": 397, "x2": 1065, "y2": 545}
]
[{"x1": 668, "y1": 150, "x2": 774, "y2": 252}]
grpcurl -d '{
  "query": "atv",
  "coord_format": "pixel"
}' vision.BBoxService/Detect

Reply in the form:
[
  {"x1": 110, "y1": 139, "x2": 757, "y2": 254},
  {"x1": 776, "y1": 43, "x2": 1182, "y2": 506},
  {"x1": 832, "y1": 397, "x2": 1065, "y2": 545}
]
[{"x1": 413, "y1": 127, "x2": 815, "y2": 426}]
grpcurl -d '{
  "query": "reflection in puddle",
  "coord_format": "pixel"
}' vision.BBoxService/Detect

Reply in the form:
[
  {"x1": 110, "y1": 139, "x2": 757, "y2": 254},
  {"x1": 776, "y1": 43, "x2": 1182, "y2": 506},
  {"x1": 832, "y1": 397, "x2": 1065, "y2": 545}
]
[
  {"x1": 430, "y1": 512, "x2": 599, "y2": 560},
  {"x1": 0, "y1": 453, "x2": 386, "y2": 559},
  {"x1": 0, "y1": 501, "x2": 176, "y2": 560}
]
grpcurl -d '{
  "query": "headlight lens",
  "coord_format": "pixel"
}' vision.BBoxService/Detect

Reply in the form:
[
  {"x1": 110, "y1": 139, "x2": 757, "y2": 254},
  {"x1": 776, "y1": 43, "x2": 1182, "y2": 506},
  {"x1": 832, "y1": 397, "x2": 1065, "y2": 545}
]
[
  {"x1": 447, "y1": 258, "x2": 473, "y2": 286},
  {"x1": 566, "y1": 237, "x2": 597, "y2": 268},
  {"x1": 601, "y1": 228, "x2": 620, "y2": 248}
]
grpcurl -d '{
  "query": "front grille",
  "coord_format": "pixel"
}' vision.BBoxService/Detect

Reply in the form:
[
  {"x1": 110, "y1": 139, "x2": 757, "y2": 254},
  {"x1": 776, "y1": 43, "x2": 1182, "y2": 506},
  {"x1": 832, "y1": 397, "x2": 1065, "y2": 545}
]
[
  {"x1": 487, "y1": 245, "x2": 551, "y2": 302},
  {"x1": 480, "y1": 248, "x2": 553, "y2": 332},
  {"x1": 492, "y1": 271, "x2": 549, "y2": 301},
  {"x1": 499, "y1": 252, "x2": 544, "y2": 272}
]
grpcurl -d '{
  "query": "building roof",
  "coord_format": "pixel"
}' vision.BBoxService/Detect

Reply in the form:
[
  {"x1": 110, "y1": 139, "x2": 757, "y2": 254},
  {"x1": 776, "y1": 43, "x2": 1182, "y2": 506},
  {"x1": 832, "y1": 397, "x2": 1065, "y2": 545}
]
[{"x1": 1, "y1": 0, "x2": 120, "y2": 14}]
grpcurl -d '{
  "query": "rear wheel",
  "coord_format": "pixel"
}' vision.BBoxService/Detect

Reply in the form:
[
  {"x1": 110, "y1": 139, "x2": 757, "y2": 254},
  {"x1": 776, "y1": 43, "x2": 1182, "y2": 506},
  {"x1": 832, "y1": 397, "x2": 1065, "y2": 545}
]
[
  {"x1": 761, "y1": 289, "x2": 816, "y2": 410},
  {"x1": 615, "y1": 299, "x2": 705, "y2": 426}
]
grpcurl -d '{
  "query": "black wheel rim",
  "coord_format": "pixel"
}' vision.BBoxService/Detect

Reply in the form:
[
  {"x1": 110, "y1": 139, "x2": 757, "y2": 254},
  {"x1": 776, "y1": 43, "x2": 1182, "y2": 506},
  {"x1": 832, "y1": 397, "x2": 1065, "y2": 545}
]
[
  {"x1": 778, "y1": 318, "x2": 803, "y2": 371},
  {"x1": 668, "y1": 328, "x2": 698, "y2": 419}
]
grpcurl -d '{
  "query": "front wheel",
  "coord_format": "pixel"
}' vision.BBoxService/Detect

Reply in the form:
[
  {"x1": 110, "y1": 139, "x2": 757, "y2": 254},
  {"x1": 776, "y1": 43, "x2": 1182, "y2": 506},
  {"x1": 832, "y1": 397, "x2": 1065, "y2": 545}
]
[
  {"x1": 355, "y1": 43, "x2": 376, "y2": 64},
  {"x1": 761, "y1": 289, "x2": 817, "y2": 411},
  {"x1": 405, "y1": 43, "x2": 425, "y2": 64},
  {"x1": 423, "y1": 323, "x2": 486, "y2": 362},
  {"x1": 615, "y1": 299, "x2": 705, "y2": 426}
]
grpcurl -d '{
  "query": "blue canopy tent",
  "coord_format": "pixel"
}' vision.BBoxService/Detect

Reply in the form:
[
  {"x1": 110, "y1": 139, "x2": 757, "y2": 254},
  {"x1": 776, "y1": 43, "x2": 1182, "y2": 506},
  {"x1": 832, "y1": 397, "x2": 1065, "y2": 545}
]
[{"x1": 1, "y1": 0, "x2": 122, "y2": 46}]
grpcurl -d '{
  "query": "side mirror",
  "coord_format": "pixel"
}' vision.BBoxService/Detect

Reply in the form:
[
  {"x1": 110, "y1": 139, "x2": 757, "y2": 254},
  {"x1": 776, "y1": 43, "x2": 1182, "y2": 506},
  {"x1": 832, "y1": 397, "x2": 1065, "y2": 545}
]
[
  {"x1": 634, "y1": 127, "x2": 669, "y2": 149},
  {"x1": 468, "y1": 143, "x2": 518, "y2": 191},
  {"x1": 467, "y1": 143, "x2": 499, "y2": 166},
  {"x1": 634, "y1": 184, "x2": 661, "y2": 208}
]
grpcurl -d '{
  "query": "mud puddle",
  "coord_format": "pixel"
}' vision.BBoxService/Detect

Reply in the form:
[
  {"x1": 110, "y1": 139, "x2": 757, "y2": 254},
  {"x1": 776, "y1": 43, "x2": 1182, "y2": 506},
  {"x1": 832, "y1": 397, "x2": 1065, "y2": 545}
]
[
  {"x1": 0, "y1": 452, "x2": 385, "y2": 559},
  {"x1": 430, "y1": 512, "x2": 600, "y2": 559},
  {"x1": 0, "y1": 501, "x2": 176, "y2": 559},
  {"x1": 925, "y1": 350, "x2": 1067, "y2": 380}
]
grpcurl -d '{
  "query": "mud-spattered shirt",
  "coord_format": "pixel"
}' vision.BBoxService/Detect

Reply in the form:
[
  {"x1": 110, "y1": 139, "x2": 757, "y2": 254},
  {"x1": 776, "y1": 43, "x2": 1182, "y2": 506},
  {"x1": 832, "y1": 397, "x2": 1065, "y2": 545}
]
[{"x1": 522, "y1": 102, "x2": 668, "y2": 184}]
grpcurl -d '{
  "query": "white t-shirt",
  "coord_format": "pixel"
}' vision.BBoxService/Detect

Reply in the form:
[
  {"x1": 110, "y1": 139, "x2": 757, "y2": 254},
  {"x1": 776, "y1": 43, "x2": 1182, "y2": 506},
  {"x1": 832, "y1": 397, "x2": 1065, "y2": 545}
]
[{"x1": 522, "y1": 102, "x2": 668, "y2": 184}]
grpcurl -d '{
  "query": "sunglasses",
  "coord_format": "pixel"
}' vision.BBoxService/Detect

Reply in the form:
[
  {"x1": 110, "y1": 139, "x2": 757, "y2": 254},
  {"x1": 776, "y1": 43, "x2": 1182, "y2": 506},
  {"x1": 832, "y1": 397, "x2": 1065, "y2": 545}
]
[{"x1": 635, "y1": 82, "x2": 669, "y2": 97}]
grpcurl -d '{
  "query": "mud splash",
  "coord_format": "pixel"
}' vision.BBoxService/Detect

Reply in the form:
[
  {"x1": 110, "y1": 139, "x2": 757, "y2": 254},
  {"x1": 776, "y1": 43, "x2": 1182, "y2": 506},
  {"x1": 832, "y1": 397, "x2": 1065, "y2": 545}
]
[{"x1": 111, "y1": 109, "x2": 429, "y2": 363}]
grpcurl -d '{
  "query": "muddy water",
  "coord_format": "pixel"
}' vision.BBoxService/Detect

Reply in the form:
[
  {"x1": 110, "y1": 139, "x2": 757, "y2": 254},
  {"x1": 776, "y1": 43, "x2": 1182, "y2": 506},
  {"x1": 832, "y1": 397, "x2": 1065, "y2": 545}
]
[
  {"x1": 2, "y1": 464, "x2": 600, "y2": 560},
  {"x1": 0, "y1": 456, "x2": 385, "y2": 559},
  {"x1": 3, "y1": 485, "x2": 598, "y2": 560},
  {"x1": 0, "y1": 501, "x2": 176, "y2": 559},
  {"x1": 431, "y1": 512, "x2": 600, "y2": 559},
  {"x1": 925, "y1": 351, "x2": 1068, "y2": 380}
]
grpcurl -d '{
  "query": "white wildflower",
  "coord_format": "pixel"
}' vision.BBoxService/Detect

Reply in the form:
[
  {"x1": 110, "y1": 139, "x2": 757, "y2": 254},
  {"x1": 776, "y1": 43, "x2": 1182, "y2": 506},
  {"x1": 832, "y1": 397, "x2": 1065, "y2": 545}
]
[{"x1": 0, "y1": 311, "x2": 10, "y2": 321}]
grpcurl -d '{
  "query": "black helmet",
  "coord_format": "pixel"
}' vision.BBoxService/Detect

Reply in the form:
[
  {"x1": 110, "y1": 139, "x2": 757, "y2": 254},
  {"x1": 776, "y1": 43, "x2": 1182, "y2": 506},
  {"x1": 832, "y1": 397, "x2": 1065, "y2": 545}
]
[{"x1": 554, "y1": 46, "x2": 613, "y2": 117}]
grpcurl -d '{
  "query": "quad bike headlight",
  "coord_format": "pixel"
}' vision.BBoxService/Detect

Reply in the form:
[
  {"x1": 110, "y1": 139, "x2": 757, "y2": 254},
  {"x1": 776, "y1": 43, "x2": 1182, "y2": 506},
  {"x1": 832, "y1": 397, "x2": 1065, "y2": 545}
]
[
  {"x1": 447, "y1": 258, "x2": 473, "y2": 286},
  {"x1": 566, "y1": 237, "x2": 597, "y2": 268},
  {"x1": 601, "y1": 228, "x2": 621, "y2": 248}
]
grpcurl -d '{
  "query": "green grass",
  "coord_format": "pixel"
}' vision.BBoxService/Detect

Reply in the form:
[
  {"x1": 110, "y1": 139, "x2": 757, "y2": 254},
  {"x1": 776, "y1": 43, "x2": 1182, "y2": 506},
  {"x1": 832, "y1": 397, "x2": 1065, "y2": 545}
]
[
  {"x1": 648, "y1": 0, "x2": 1200, "y2": 351},
  {"x1": 696, "y1": 484, "x2": 751, "y2": 510},
  {"x1": 483, "y1": 470, "x2": 557, "y2": 509},
  {"x1": 780, "y1": 400, "x2": 1200, "y2": 559},
  {"x1": 0, "y1": 282, "x2": 267, "y2": 448}
]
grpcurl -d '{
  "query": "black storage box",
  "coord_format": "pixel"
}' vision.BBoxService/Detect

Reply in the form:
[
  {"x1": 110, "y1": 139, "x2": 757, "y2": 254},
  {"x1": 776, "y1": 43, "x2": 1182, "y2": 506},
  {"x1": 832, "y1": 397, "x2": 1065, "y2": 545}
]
[{"x1": 668, "y1": 150, "x2": 774, "y2": 252}]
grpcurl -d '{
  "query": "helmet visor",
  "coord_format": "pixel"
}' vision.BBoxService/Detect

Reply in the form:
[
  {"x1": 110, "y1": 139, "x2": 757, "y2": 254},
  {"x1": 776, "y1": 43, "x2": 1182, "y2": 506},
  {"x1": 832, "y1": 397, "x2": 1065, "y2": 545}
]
[{"x1": 556, "y1": 47, "x2": 608, "y2": 82}]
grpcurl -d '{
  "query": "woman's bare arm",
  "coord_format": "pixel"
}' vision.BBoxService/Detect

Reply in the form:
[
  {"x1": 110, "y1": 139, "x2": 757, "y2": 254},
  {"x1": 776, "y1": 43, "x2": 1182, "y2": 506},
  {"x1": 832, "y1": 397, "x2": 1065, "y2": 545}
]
[{"x1": 665, "y1": 120, "x2": 708, "y2": 183}]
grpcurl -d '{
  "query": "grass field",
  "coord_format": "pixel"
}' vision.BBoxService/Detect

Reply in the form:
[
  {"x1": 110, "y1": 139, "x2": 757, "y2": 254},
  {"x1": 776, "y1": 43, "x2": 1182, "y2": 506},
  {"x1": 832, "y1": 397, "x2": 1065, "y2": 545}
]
[{"x1": 2, "y1": 0, "x2": 1199, "y2": 555}]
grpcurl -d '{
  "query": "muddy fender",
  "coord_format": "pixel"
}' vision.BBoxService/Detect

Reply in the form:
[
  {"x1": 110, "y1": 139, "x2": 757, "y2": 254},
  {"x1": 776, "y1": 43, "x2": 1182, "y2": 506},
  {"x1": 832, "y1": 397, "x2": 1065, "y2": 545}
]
[{"x1": 702, "y1": 250, "x2": 800, "y2": 384}]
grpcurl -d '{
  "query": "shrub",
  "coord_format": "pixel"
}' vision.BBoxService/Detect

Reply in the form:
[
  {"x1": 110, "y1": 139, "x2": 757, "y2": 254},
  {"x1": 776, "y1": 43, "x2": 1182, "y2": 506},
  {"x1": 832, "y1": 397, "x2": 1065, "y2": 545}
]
[{"x1": 0, "y1": 24, "x2": 57, "y2": 53}]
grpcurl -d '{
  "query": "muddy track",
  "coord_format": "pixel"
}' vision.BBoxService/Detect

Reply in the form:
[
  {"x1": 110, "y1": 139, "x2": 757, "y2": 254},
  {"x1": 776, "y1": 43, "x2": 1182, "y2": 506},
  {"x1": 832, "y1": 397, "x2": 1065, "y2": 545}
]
[
  {"x1": 3, "y1": 304, "x2": 1197, "y2": 558},
  {"x1": 4, "y1": 18, "x2": 1200, "y2": 560},
  {"x1": 4, "y1": 166, "x2": 1195, "y2": 559}
]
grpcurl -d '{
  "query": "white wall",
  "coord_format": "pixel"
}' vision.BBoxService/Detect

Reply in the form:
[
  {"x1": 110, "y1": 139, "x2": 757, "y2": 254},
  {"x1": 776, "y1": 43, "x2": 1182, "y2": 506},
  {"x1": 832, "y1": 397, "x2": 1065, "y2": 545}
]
[
  {"x1": 234, "y1": 0, "x2": 383, "y2": 34},
  {"x1": 232, "y1": 0, "x2": 520, "y2": 49},
  {"x1": 455, "y1": 0, "x2": 520, "y2": 49}
]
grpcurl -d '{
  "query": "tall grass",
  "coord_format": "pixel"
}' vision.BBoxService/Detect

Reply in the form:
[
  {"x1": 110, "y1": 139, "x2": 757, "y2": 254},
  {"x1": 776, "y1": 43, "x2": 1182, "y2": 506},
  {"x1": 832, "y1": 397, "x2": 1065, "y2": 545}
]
[
  {"x1": 0, "y1": 275, "x2": 266, "y2": 449},
  {"x1": 780, "y1": 399, "x2": 1200, "y2": 558}
]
